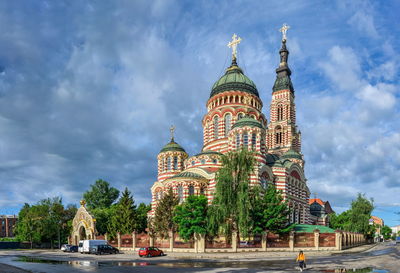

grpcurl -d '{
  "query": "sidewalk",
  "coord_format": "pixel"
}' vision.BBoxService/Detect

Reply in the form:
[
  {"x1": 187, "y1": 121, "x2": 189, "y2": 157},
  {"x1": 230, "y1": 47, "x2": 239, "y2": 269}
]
[{"x1": 129, "y1": 243, "x2": 378, "y2": 260}]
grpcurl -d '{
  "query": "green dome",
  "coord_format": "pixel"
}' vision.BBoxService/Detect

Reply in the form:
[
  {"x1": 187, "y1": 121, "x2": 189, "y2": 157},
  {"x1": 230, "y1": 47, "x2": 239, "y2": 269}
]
[
  {"x1": 281, "y1": 149, "x2": 302, "y2": 160},
  {"x1": 160, "y1": 140, "x2": 186, "y2": 153},
  {"x1": 232, "y1": 116, "x2": 263, "y2": 129},
  {"x1": 210, "y1": 60, "x2": 259, "y2": 98}
]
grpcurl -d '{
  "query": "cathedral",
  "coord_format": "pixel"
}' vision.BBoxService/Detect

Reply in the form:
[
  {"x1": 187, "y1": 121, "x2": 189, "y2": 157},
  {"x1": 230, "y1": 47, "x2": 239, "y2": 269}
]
[{"x1": 150, "y1": 26, "x2": 311, "y2": 225}]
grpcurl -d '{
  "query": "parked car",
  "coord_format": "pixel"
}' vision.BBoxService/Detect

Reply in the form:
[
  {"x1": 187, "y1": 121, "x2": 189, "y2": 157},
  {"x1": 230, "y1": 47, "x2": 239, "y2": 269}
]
[
  {"x1": 89, "y1": 244, "x2": 119, "y2": 255},
  {"x1": 61, "y1": 244, "x2": 71, "y2": 252},
  {"x1": 138, "y1": 247, "x2": 164, "y2": 257},
  {"x1": 66, "y1": 245, "x2": 78, "y2": 252},
  {"x1": 79, "y1": 240, "x2": 108, "y2": 253}
]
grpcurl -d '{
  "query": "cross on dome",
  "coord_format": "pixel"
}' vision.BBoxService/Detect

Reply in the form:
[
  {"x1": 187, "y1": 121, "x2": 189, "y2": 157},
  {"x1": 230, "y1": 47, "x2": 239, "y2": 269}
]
[
  {"x1": 170, "y1": 125, "x2": 176, "y2": 141},
  {"x1": 227, "y1": 33, "x2": 242, "y2": 60},
  {"x1": 279, "y1": 23, "x2": 290, "y2": 41}
]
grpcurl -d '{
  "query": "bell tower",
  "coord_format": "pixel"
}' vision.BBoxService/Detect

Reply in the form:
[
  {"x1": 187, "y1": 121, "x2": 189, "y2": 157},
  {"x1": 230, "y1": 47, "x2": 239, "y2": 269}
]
[{"x1": 267, "y1": 24, "x2": 301, "y2": 155}]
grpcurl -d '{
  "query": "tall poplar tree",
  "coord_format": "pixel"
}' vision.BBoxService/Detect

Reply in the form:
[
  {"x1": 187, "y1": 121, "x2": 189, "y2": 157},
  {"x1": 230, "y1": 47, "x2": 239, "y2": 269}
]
[
  {"x1": 153, "y1": 188, "x2": 179, "y2": 239},
  {"x1": 207, "y1": 148, "x2": 256, "y2": 238}
]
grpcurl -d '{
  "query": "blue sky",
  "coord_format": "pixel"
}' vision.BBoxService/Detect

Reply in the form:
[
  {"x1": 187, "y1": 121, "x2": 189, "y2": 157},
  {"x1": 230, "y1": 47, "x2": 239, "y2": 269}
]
[{"x1": 0, "y1": 0, "x2": 399, "y2": 227}]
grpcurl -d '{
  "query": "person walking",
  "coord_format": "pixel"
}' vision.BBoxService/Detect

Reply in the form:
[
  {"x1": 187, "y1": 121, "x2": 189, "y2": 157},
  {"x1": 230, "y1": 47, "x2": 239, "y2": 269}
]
[{"x1": 296, "y1": 250, "x2": 306, "y2": 271}]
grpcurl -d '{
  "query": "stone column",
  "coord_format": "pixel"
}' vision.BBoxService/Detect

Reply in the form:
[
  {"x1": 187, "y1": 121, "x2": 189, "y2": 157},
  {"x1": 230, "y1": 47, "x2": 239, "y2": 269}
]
[
  {"x1": 335, "y1": 232, "x2": 342, "y2": 251},
  {"x1": 117, "y1": 233, "x2": 121, "y2": 249},
  {"x1": 132, "y1": 232, "x2": 136, "y2": 249},
  {"x1": 231, "y1": 231, "x2": 238, "y2": 252},
  {"x1": 149, "y1": 235, "x2": 154, "y2": 247},
  {"x1": 169, "y1": 231, "x2": 174, "y2": 252},
  {"x1": 198, "y1": 234, "x2": 206, "y2": 253},
  {"x1": 314, "y1": 229, "x2": 320, "y2": 251},
  {"x1": 261, "y1": 233, "x2": 267, "y2": 251},
  {"x1": 289, "y1": 231, "x2": 295, "y2": 251}
]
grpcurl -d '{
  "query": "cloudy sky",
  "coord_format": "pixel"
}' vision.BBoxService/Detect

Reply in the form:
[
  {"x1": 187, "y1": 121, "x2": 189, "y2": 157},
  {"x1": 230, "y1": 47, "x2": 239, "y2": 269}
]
[{"x1": 0, "y1": 0, "x2": 399, "y2": 226}]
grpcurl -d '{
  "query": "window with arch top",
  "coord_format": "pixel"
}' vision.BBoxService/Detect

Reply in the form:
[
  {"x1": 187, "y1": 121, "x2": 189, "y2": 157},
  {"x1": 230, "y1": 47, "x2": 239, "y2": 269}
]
[
  {"x1": 277, "y1": 104, "x2": 284, "y2": 121},
  {"x1": 238, "y1": 113, "x2": 244, "y2": 120},
  {"x1": 178, "y1": 185, "x2": 184, "y2": 202},
  {"x1": 214, "y1": 116, "x2": 219, "y2": 139},
  {"x1": 236, "y1": 133, "x2": 240, "y2": 149},
  {"x1": 243, "y1": 132, "x2": 248, "y2": 147},
  {"x1": 188, "y1": 185, "x2": 194, "y2": 196},
  {"x1": 251, "y1": 133, "x2": 256, "y2": 148},
  {"x1": 173, "y1": 156, "x2": 178, "y2": 170},
  {"x1": 167, "y1": 157, "x2": 171, "y2": 170},
  {"x1": 224, "y1": 113, "x2": 231, "y2": 136}
]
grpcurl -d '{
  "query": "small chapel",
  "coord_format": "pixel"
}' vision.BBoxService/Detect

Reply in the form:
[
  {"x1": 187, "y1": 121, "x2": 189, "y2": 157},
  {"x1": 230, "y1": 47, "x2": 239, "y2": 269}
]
[{"x1": 150, "y1": 25, "x2": 311, "y2": 224}]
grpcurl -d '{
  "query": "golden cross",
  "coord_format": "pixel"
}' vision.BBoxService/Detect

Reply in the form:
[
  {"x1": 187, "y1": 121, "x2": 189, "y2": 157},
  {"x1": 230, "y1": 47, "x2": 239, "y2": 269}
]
[
  {"x1": 227, "y1": 33, "x2": 242, "y2": 60},
  {"x1": 170, "y1": 125, "x2": 176, "y2": 141},
  {"x1": 279, "y1": 23, "x2": 290, "y2": 41}
]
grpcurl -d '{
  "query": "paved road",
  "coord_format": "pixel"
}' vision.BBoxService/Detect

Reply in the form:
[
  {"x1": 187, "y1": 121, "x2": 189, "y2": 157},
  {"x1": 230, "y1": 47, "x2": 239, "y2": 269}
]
[{"x1": 0, "y1": 243, "x2": 398, "y2": 272}]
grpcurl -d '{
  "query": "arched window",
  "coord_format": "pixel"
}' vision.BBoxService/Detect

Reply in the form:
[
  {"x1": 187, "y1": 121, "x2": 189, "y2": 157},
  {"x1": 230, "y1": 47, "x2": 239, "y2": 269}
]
[
  {"x1": 275, "y1": 126, "x2": 282, "y2": 145},
  {"x1": 238, "y1": 113, "x2": 244, "y2": 120},
  {"x1": 212, "y1": 159, "x2": 217, "y2": 164},
  {"x1": 243, "y1": 133, "x2": 248, "y2": 147},
  {"x1": 224, "y1": 113, "x2": 231, "y2": 136},
  {"x1": 214, "y1": 116, "x2": 219, "y2": 139},
  {"x1": 251, "y1": 133, "x2": 256, "y2": 148},
  {"x1": 188, "y1": 185, "x2": 194, "y2": 196},
  {"x1": 260, "y1": 172, "x2": 269, "y2": 189},
  {"x1": 191, "y1": 160, "x2": 195, "y2": 166},
  {"x1": 200, "y1": 159, "x2": 206, "y2": 165},
  {"x1": 173, "y1": 156, "x2": 178, "y2": 170},
  {"x1": 236, "y1": 133, "x2": 240, "y2": 149},
  {"x1": 167, "y1": 157, "x2": 171, "y2": 170},
  {"x1": 199, "y1": 187, "x2": 205, "y2": 195},
  {"x1": 178, "y1": 185, "x2": 183, "y2": 202},
  {"x1": 277, "y1": 105, "x2": 283, "y2": 121}
]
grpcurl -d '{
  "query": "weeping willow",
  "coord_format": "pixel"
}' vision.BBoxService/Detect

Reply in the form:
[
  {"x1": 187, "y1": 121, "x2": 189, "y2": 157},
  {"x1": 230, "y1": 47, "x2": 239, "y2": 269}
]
[{"x1": 208, "y1": 148, "x2": 256, "y2": 239}]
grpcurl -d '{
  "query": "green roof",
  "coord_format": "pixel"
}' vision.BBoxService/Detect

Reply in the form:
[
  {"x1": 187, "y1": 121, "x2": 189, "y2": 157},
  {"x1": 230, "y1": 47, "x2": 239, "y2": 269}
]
[
  {"x1": 171, "y1": 171, "x2": 206, "y2": 179},
  {"x1": 210, "y1": 60, "x2": 259, "y2": 98},
  {"x1": 281, "y1": 149, "x2": 302, "y2": 160},
  {"x1": 294, "y1": 224, "x2": 336, "y2": 233},
  {"x1": 232, "y1": 116, "x2": 263, "y2": 129},
  {"x1": 160, "y1": 140, "x2": 186, "y2": 153}
]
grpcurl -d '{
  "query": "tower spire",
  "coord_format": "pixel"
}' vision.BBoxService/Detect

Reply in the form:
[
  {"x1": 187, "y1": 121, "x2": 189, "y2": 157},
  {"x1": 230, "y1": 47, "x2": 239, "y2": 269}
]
[{"x1": 273, "y1": 24, "x2": 293, "y2": 93}]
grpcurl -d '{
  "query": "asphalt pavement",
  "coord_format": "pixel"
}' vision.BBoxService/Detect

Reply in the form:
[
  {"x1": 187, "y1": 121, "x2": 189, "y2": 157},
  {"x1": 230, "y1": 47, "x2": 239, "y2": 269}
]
[{"x1": 0, "y1": 243, "x2": 397, "y2": 273}]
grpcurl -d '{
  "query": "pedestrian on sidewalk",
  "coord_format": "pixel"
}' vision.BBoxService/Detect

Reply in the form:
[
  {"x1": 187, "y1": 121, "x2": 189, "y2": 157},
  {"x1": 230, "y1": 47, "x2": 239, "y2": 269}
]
[{"x1": 296, "y1": 250, "x2": 306, "y2": 271}]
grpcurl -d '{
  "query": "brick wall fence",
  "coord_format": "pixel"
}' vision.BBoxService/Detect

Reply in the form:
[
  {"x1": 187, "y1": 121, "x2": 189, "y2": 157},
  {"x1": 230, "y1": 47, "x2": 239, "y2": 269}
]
[{"x1": 95, "y1": 230, "x2": 365, "y2": 253}]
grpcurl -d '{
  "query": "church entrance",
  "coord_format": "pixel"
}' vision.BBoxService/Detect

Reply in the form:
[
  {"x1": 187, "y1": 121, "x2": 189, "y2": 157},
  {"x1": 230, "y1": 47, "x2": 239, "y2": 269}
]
[{"x1": 79, "y1": 226, "x2": 87, "y2": 241}]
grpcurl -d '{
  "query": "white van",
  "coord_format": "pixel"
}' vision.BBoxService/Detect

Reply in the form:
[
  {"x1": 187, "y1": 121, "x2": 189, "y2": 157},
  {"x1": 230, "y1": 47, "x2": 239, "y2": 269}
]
[{"x1": 79, "y1": 240, "x2": 107, "y2": 254}]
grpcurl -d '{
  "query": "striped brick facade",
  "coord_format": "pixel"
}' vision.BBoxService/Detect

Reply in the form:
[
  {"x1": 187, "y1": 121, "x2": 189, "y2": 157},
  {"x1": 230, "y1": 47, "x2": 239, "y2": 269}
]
[{"x1": 149, "y1": 38, "x2": 311, "y2": 225}]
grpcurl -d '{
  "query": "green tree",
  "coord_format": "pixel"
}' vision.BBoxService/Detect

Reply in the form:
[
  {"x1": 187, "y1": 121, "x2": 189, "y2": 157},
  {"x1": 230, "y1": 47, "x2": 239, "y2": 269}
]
[
  {"x1": 91, "y1": 207, "x2": 114, "y2": 235},
  {"x1": 153, "y1": 188, "x2": 179, "y2": 239},
  {"x1": 250, "y1": 185, "x2": 292, "y2": 235},
  {"x1": 108, "y1": 187, "x2": 137, "y2": 236},
  {"x1": 348, "y1": 193, "x2": 374, "y2": 236},
  {"x1": 83, "y1": 179, "x2": 120, "y2": 210},
  {"x1": 15, "y1": 204, "x2": 41, "y2": 248},
  {"x1": 207, "y1": 148, "x2": 256, "y2": 238},
  {"x1": 15, "y1": 197, "x2": 74, "y2": 248},
  {"x1": 329, "y1": 210, "x2": 351, "y2": 231},
  {"x1": 136, "y1": 203, "x2": 151, "y2": 233},
  {"x1": 173, "y1": 195, "x2": 208, "y2": 241},
  {"x1": 381, "y1": 225, "x2": 392, "y2": 240}
]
